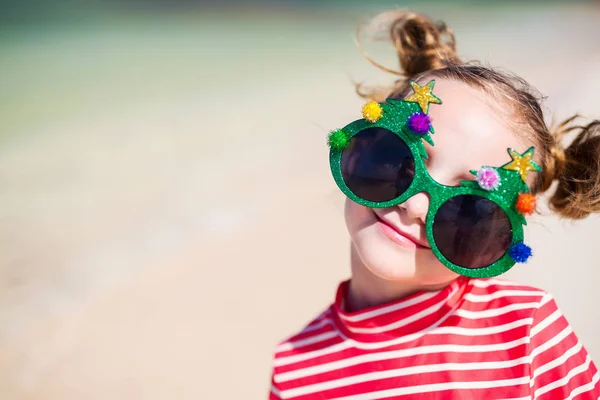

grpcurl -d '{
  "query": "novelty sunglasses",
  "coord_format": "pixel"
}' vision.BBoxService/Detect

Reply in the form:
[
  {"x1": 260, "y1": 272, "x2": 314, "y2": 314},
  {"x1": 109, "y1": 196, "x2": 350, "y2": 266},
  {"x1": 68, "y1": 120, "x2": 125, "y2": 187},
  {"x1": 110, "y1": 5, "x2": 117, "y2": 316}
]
[{"x1": 328, "y1": 80, "x2": 541, "y2": 278}]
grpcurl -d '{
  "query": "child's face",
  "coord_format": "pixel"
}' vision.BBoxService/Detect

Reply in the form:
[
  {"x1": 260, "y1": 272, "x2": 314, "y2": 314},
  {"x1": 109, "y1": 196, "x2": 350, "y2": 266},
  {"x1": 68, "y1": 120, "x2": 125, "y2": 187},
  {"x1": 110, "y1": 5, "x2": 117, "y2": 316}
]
[{"x1": 344, "y1": 78, "x2": 531, "y2": 285}]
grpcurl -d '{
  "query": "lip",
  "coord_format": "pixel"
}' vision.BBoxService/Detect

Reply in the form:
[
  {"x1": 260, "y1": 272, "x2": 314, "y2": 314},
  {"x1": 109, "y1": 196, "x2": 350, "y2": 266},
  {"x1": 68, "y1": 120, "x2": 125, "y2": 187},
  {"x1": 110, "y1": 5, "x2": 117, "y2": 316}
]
[{"x1": 374, "y1": 212, "x2": 430, "y2": 250}]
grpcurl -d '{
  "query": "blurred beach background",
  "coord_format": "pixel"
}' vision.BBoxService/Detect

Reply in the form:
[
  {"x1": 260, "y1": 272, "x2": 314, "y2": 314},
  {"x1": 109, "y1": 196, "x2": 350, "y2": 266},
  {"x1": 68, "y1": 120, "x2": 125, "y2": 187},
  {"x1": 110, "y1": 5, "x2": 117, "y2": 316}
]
[{"x1": 1, "y1": 0, "x2": 599, "y2": 398}]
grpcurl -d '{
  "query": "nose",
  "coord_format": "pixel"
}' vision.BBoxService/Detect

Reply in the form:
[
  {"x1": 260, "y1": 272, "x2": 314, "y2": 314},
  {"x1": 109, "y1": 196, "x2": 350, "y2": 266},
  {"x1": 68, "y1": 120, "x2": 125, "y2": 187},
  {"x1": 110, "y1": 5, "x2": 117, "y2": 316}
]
[{"x1": 399, "y1": 192, "x2": 430, "y2": 223}]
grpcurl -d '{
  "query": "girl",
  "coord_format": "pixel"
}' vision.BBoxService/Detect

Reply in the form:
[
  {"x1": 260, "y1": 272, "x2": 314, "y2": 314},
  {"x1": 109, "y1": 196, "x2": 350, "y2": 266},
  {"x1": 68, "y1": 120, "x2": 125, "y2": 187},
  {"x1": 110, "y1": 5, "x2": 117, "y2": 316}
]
[{"x1": 269, "y1": 10, "x2": 600, "y2": 400}]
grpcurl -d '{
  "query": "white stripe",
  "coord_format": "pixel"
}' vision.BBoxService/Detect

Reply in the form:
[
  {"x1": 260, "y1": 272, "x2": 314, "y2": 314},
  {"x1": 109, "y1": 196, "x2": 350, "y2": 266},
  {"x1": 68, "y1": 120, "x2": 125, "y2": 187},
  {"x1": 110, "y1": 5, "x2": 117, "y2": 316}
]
[
  {"x1": 271, "y1": 385, "x2": 280, "y2": 398},
  {"x1": 455, "y1": 302, "x2": 539, "y2": 319},
  {"x1": 340, "y1": 290, "x2": 439, "y2": 322},
  {"x1": 275, "y1": 306, "x2": 533, "y2": 366},
  {"x1": 274, "y1": 306, "x2": 455, "y2": 367},
  {"x1": 299, "y1": 317, "x2": 331, "y2": 334},
  {"x1": 565, "y1": 370, "x2": 600, "y2": 400},
  {"x1": 533, "y1": 354, "x2": 592, "y2": 398},
  {"x1": 275, "y1": 311, "x2": 332, "y2": 353},
  {"x1": 431, "y1": 318, "x2": 533, "y2": 336},
  {"x1": 347, "y1": 285, "x2": 458, "y2": 334},
  {"x1": 530, "y1": 325, "x2": 573, "y2": 360},
  {"x1": 276, "y1": 331, "x2": 338, "y2": 352},
  {"x1": 329, "y1": 377, "x2": 530, "y2": 400},
  {"x1": 531, "y1": 341, "x2": 583, "y2": 385},
  {"x1": 274, "y1": 341, "x2": 351, "y2": 367},
  {"x1": 464, "y1": 290, "x2": 545, "y2": 303},
  {"x1": 530, "y1": 309, "x2": 562, "y2": 338},
  {"x1": 300, "y1": 309, "x2": 332, "y2": 333},
  {"x1": 496, "y1": 397, "x2": 530, "y2": 400},
  {"x1": 471, "y1": 278, "x2": 533, "y2": 288},
  {"x1": 539, "y1": 293, "x2": 552, "y2": 306},
  {"x1": 280, "y1": 357, "x2": 530, "y2": 398},
  {"x1": 284, "y1": 301, "x2": 537, "y2": 351},
  {"x1": 276, "y1": 337, "x2": 529, "y2": 383}
]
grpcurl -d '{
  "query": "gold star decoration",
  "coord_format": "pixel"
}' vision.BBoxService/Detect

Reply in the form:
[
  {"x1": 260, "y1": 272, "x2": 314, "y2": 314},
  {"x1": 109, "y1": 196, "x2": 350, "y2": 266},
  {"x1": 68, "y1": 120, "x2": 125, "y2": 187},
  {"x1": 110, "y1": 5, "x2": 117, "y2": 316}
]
[
  {"x1": 502, "y1": 147, "x2": 541, "y2": 182},
  {"x1": 405, "y1": 80, "x2": 442, "y2": 113}
]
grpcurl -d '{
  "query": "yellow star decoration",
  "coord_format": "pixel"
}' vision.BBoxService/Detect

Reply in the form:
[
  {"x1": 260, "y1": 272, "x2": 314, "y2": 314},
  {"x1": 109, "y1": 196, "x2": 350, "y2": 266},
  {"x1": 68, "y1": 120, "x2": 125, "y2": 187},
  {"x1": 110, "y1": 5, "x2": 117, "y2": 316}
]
[
  {"x1": 502, "y1": 147, "x2": 541, "y2": 182},
  {"x1": 405, "y1": 80, "x2": 442, "y2": 113},
  {"x1": 362, "y1": 101, "x2": 383, "y2": 123}
]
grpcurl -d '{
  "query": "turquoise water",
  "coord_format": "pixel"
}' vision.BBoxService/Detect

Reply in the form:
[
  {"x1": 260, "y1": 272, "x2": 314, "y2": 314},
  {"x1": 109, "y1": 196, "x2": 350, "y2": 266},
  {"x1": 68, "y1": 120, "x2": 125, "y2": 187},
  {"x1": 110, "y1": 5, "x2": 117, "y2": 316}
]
[{"x1": 1, "y1": 2, "x2": 596, "y2": 142}]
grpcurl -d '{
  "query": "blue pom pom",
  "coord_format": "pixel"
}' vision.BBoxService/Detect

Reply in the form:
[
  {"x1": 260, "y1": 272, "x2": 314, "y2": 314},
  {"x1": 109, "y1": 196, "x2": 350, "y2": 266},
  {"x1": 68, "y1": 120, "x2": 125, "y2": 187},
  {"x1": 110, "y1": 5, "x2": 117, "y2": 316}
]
[{"x1": 509, "y1": 242, "x2": 532, "y2": 263}]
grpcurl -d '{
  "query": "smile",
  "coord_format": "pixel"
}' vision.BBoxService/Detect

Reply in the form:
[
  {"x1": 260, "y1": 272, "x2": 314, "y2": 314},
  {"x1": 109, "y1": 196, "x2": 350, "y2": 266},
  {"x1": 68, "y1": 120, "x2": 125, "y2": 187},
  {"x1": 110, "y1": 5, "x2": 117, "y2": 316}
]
[{"x1": 374, "y1": 213, "x2": 430, "y2": 250}]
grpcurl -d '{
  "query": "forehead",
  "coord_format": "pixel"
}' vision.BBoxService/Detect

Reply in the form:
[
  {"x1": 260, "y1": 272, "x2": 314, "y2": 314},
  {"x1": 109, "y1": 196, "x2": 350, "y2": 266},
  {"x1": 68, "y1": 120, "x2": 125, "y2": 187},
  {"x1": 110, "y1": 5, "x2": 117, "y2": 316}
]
[{"x1": 412, "y1": 78, "x2": 530, "y2": 185}]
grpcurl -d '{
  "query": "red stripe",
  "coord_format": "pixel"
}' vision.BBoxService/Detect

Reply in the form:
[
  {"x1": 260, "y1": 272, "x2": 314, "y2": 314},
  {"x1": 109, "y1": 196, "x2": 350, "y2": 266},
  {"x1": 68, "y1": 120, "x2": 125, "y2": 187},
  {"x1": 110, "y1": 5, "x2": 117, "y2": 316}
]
[
  {"x1": 275, "y1": 335, "x2": 344, "y2": 362},
  {"x1": 534, "y1": 340, "x2": 590, "y2": 393},
  {"x1": 269, "y1": 279, "x2": 599, "y2": 399},
  {"x1": 276, "y1": 349, "x2": 531, "y2": 391},
  {"x1": 293, "y1": 369, "x2": 529, "y2": 400},
  {"x1": 536, "y1": 363, "x2": 595, "y2": 400}
]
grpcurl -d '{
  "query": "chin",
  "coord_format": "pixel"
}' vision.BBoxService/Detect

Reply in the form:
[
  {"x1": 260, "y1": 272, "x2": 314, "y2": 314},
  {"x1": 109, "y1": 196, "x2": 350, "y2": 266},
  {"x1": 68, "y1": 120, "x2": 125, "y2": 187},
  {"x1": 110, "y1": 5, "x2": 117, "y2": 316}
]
[
  {"x1": 352, "y1": 228, "x2": 458, "y2": 285},
  {"x1": 344, "y1": 199, "x2": 459, "y2": 285},
  {"x1": 353, "y1": 229, "x2": 434, "y2": 283}
]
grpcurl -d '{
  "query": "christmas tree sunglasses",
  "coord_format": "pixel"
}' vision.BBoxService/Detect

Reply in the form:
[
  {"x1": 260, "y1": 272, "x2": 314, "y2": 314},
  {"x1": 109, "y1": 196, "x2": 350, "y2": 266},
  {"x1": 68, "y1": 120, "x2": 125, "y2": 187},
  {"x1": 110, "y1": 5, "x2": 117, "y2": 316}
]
[{"x1": 328, "y1": 80, "x2": 541, "y2": 278}]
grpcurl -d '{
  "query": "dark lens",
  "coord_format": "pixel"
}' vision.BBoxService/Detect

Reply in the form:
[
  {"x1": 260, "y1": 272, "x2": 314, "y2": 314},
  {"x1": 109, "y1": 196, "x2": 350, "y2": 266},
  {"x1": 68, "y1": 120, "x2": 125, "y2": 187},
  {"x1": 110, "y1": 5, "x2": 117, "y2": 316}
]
[
  {"x1": 340, "y1": 127, "x2": 415, "y2": 203},
  {"x1": 433, "y1": 195, "x2": 512, "y2": 269}
]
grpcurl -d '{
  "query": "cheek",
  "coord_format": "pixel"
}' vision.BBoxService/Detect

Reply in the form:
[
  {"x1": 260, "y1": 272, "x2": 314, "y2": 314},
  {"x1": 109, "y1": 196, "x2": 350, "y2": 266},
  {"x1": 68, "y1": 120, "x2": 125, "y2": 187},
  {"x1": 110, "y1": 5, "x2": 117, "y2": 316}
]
[{"x1": 344, "y1": 198, "x2": 374, "y2": 236}]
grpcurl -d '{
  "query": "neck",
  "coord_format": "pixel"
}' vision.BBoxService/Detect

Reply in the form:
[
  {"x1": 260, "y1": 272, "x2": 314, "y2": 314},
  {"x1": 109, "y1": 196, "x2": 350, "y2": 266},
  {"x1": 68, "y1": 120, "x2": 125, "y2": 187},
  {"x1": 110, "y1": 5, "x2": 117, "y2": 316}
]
[{"x1": 345, "y1": 244, "x2": 454, "y2": 313}]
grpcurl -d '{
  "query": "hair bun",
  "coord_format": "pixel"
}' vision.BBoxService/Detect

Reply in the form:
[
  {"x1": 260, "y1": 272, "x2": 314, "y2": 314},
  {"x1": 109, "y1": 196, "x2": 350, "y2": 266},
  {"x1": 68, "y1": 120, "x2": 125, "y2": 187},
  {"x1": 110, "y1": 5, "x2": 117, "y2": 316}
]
[
  {"x1": 355, "y1": 10, "x2": 462, "y2": 101},
  {"x1": 387, "y1": 11, "x2": 461, "y2": 77},
  {"x1": 546, "y1": 118, "x2": 600, "y2": 219}
]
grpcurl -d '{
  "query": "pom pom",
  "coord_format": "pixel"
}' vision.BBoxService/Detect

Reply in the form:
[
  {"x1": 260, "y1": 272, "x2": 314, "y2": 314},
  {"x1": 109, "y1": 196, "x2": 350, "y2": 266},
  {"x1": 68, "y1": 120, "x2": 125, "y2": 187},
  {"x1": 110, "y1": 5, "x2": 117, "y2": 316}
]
[
  {"x1": 328, "y1": 129, "x2": 350, "y2": 151},
  {"x1": 515, "y1": 193, "x2": 536, "y2": 215},
  {"x1": 509, "y1": 242, "x2": 532, "y2": 263},
  {"x1": 406, "y1": 112, "x2": 431, "y2": 135},
  {"x1": 362, "y1": 101, "x2": 383, "y2": 123},
  {"x1": 476, "y1": 167, "x2": 501, "y2": 191}
]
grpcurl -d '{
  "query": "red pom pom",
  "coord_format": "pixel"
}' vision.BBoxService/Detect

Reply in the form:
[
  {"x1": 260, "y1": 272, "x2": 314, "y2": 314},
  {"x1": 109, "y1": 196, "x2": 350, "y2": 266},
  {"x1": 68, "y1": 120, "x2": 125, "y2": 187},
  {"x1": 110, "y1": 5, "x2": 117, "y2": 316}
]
[{"x1": 515, "y1": 193, "x2": 536, "y2": 215}]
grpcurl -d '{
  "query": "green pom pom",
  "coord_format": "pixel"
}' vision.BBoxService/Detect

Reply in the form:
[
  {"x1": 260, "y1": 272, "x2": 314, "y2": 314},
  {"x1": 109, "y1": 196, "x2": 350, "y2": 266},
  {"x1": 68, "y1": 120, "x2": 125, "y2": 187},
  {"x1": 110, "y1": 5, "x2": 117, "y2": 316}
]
[{"x1": 328, "y1": 129, "x2": 349, "y2": 151}]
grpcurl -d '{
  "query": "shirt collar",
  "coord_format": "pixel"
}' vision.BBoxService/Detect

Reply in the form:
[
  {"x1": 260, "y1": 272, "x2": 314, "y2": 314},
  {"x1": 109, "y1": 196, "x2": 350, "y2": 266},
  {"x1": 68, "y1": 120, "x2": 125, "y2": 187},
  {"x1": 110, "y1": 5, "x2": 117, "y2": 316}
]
[{"x1": 331, "y1": 276, "x2": 470, "y2": 342}]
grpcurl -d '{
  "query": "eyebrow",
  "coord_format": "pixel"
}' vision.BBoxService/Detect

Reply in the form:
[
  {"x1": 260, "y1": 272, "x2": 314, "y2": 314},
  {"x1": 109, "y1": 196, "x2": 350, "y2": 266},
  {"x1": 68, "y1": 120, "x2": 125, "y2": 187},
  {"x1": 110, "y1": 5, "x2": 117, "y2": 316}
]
[{"x1": 424, "y1": 153, "x2": 476, "y2": 185}]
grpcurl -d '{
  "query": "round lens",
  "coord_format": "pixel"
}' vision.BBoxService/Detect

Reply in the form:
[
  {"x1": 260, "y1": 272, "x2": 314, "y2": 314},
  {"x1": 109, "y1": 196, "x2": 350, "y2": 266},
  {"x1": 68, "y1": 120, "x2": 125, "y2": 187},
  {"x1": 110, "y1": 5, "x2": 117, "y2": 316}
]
[
  {"x1": 340, "y1": 127, "x2": 415, "y2": 203},
  {"x1": 432, "y1": 195, "x2": 512, "y2": 269}
]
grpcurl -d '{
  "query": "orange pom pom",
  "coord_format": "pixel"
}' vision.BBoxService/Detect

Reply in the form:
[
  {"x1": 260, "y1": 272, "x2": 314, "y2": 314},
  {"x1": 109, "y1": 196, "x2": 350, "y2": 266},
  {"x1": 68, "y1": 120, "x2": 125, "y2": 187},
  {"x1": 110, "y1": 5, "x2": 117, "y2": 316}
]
[{"x1": 515, "y1": 193, "x2": 536, "y2": 215}]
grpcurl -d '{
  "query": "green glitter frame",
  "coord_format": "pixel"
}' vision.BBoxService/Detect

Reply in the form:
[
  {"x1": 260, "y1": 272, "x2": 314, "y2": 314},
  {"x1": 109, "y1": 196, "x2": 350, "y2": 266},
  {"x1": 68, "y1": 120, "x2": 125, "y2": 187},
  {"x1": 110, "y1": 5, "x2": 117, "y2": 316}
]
[{"x1": 329, "y1": 95, "x2": 537, "y2": 278}]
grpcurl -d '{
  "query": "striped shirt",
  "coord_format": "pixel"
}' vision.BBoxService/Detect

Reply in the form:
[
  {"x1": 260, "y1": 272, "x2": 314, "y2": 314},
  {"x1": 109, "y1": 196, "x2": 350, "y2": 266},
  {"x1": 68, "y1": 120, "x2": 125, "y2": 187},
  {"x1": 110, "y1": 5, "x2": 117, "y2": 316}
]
[{"x1": 269, "y1": 277, "x2": 600, "y2": 399}]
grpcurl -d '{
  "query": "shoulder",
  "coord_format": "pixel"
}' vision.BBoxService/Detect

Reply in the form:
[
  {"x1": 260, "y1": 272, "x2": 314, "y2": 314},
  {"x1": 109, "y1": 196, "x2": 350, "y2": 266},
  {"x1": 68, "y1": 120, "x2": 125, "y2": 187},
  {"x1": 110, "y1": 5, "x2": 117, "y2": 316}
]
[
  {"x1": 269, "y1": 306, "x2": 345, "y2": 398},
  {"x1": 273, "y1": 306, "x2": 340, "y2": 361},
  {"x1": 465, "y1": 277, "x2": 552, "y2": 307},
  {"x1": 457, "y1": 277, "x2": 556, "y2": 323}
]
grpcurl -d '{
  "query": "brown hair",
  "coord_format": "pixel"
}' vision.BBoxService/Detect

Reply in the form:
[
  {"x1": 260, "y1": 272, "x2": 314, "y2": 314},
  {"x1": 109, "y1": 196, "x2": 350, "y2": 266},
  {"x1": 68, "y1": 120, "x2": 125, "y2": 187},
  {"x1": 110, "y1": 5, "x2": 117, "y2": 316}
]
[{"x1": 355, "y1": 10, "x2": 600, "y2": 220}]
